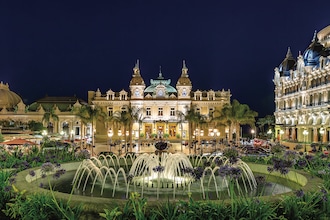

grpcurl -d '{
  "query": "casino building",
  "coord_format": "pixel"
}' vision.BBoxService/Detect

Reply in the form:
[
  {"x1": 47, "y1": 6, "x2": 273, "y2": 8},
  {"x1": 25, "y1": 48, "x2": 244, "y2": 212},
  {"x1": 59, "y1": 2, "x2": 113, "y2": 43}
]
[
  {"x1": 274, "y1": 25, "x2": 330, "y2": 144},
  {"x1": 88, "y1": 60, "x2": 231, "y2": 142}
]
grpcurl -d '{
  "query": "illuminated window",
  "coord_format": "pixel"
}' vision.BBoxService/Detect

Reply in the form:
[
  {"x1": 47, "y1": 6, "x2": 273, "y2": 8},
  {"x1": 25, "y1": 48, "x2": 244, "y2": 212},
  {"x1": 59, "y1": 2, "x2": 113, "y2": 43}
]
[
  {"x1": 146, "y1": 107, "x2": 151, "y2": 116},
  {"x1": 158, "y1": 107, "x2": 163, "y2": 116},
  {"x1": 170, "y1": 107, "x2": 175, "y2": 116},
  {"x1": 108, "y1": 107, "x2": 113, "y2": 116}
]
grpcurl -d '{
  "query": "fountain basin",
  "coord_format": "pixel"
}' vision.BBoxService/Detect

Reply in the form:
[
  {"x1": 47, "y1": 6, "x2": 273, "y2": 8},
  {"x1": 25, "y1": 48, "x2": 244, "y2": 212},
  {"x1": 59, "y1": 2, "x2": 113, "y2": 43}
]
[{"x1": 13, "y1": 160, "x2": 323, "y2": 216}]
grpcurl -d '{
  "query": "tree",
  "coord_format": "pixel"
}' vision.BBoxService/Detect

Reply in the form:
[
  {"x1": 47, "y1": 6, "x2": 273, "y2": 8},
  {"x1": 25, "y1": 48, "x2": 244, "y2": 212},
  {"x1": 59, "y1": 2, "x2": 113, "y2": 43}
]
[
  {"x1": 75, "y1": 104, "x2": 107, "y2": 147},
  {"x1": 217, "y1": 99, "x2": 258, "y2": 143},
  {"x1": 28, "y1": 120, "x2": 45, "y2": 131},
  {"x1": 176, "y1": 110, "x2": 186, "y2": 152},
  {"x1": 184, "y1": 105, "x2": 207, "y2": 155},
  {"x1": 256, "y1": 115, "x2": 275, "y2": 137},
  {"x1": 42, "y1": 107, "x2": 59, "y2": 134},
  {"x1": 111, "y1": 105, "x2": 143, "y2": 153}
]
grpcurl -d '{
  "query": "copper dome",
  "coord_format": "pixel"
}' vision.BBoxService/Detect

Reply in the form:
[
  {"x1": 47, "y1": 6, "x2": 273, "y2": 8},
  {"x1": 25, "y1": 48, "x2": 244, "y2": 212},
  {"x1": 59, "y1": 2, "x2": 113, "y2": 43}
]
[{"x1": 0, "y1": 82, "x2": 22, "y2": 109}]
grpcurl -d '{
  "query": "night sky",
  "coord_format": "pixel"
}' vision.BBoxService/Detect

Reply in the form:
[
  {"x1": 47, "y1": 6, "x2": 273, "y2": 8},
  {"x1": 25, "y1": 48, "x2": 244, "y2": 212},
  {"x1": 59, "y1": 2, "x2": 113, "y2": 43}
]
[{"x1": 1, "y1": 0, "x2": 329, "y2": 117}]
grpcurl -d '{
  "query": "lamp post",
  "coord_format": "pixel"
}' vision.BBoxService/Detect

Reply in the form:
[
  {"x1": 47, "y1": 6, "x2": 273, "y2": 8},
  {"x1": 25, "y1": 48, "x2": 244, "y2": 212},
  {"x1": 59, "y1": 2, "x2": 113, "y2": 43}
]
[
  {"x1": 126, "y1": 130, "x2": 129, "y2": 153},
  {"x1": 225, "y1": 128, "x2": 229, "y2": 145},
  {"x1": 216, "y1": 131, "x2": 220, "y2": 152},
  {"x1": 210, "y1": 130, "x2": 214, "y2": 152},
  {"x1": 108, "y1": 129, "x2": 113, "y2": 153},
  {"x1": 118, "y1": 129, "x2": 122, "y2": 155},
  {"x1": 303, "y1": 129, "x2": 308, "y2": 153}
]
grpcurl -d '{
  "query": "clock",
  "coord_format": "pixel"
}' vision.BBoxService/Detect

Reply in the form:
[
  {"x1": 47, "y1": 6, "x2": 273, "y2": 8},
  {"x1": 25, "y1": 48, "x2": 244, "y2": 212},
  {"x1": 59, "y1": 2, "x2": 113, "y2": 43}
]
[
  {"x1": 157, "y1": 90, "x2": 164, "y2": 96},
  {"x1": 134, "y1": 89, "x2": 140, "y2": 96},
  {"x1": 182, "y1": 88, "x2": 187, "y2": 96}
]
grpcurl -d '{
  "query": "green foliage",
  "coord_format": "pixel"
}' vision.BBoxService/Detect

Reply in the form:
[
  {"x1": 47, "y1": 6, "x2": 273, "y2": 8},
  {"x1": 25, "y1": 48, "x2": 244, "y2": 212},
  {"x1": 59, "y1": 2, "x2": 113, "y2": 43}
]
[
  {"x1": 2, "y1": 185, "x2": 27, "y2": 219},
  {"x1": 223, "y1": 147, "x2": 239, "y2": 159},
  {"x1": 0, "y1": 170, "x2": 12, "y2": 210},
  {"x1": 99, "y1": 207, "x2": 122, "y2": 220},
  {"x1": 0, "y1": 133, "x2": 4, "y2": 143},
  {"x1": 277, "y1": 190, "x2": 325, "y2": 219},
  {"x1": 28, "y1": 120, "x2": 44, "y2": 131},
  {"x1": 175, "y1": 197, "x2": 228, "y2": 219},
  {"x1": 100, "y1": 192, "x2": 147, "y2": 220},
  {"x1": 230, "y1": 197, "x2": 276, "y2": 220},
  {"x1": 3, "y1": 186, "x2": 82, "y2": 220},
  {"x1": 270, "y1": 144, "x2": 285, "y2": 155},
  {"x1": 150, "y1": 200, "x2": 179, "y2": 220}
]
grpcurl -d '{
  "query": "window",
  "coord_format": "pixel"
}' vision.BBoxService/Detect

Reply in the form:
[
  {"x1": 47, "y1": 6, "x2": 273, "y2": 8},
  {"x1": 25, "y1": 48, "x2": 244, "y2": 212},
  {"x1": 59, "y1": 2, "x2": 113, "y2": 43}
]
[
  {"x1": 146, "y1": 107, "x2": 151, "y2": 116},
  {"x1": 209, "y1": 108, "x2": 214, "y2": 117},
  {"x1": 158, "y1": 107, "x2": 163, "y2": 116},
  {"x1": 108, "y1": 107, "x2": 113, "y2": 116},
  {"x1": 170, "y1": 107, "x2": 175, "y2": 116}
]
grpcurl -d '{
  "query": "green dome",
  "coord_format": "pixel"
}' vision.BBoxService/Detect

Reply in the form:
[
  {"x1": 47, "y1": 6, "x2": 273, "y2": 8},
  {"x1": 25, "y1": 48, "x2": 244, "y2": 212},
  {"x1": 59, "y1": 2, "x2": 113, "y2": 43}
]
[{"x1": 144, "y1": 73, "x2": 177, "y2": 94}]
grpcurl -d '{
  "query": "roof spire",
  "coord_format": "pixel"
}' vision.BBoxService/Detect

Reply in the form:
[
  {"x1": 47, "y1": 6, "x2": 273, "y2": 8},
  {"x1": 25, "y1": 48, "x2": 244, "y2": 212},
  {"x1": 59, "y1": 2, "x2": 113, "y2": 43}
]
[
  {"x1": 135, "y1": 59, "x2": 139, "y2": 68},
  {"x1": 158, "y1": 66, "x2": 164, "y2": 79},
  {"x1": 312, "y1": 30, "x2": 318, "y2": 42},
  {"x1": 182, "y1": 60, "x2": 188, "y2": 76},
  {"x1": 133, "y1": 59, "x2": 140, "y2": 75},
  {"x1": 286, "y1": 47, "x2": 293, "y2": 58}
]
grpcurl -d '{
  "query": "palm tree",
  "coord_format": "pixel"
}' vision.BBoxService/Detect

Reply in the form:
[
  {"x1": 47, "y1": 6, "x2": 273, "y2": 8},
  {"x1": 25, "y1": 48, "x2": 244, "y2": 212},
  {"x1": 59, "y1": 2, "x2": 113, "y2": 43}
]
[
  {"x1": 257, "y1": 115, "x2": 275, "y2": 138},
  {"x1": 217, "y1": 99, "x2": 258, "y2": 143},
  {"x1": 135, "y1": 108, "x2": 147, "y2": 149},
  {"x1": 75, "y1": 104, "x2": 107, "y2": 147},
  {"x1": 42, "y1": 106, "x2": 59, "y2": 134},
  {"x1": 184, "y1": 105, "x2": 207, "y2": 155},
  {"x1": 176, "y1": 110, "x2": 186, "y2": 152},
  {"x1": 111, "y1": 105, "x2": 143, "y2": 153}
]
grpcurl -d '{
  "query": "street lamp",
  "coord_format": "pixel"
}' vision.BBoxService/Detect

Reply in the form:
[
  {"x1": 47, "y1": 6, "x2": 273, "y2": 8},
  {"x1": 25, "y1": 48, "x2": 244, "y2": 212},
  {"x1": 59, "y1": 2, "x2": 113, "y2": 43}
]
[
  {"x1": 303, "y1": 129, "x2": 308, "y2": 153},
  {"x1": 216, "y1": 131, "x2": 220, "y2": 152},
  {"x1": 251, "y1": 129, "x2": 255, "y2": 139},
  {"x1": 108, "y1": 129, "x2": 113, "y2": 153},
  {"x1": 210, "y1": 130, "x2": 214, "y2": 152},
  {"x1": 225, "y1": 128, "x2": 229, "y2": 145},
  {"x1": 267, "y1": 129, "x2": 272, "y2": 140},
  {"x1": 118, "y1": 129, "x2": 122, "y2": 155}
]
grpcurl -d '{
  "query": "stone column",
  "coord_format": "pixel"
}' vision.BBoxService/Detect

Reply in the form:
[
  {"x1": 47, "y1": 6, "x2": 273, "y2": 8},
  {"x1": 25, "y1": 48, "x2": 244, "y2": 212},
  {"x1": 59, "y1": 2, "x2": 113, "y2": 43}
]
[
  {"x1": 313, "y1": 127, "x2": 318, "y2": 143},
  {"x1": 292, "y1": 128, "x2": 296, "y2": 141},
  {"x1": 285, "y1": 127, "x2": 290, "y2": 140},
  {"x1": 323, "y1": 128, "x2": 328, "y2": 143}
]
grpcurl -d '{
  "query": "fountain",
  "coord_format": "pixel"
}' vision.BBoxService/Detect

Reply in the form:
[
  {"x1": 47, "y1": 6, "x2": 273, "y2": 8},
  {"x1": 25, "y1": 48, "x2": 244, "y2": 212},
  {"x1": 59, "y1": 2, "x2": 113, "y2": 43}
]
[{"x1": 72, "y1": 141, "x2": 258, "y2": 200}]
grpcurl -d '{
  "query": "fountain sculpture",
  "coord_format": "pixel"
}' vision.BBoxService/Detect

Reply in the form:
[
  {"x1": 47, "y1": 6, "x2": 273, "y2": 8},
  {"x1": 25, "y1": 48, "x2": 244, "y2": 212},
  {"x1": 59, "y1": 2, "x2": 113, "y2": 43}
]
[{"x1": 72, "y1": 141, "x2": 257, "y2": 200}]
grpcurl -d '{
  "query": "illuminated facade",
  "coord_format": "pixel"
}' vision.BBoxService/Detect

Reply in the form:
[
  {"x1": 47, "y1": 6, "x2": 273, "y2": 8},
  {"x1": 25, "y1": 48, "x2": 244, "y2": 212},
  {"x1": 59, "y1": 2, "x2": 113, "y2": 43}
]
[
  {"x1": 274, "y1": 25, "x2": 330, "y2": 144},
  {"x1": 88, "y1": 60, "x2": 231, "y2": 142},
  {"x1": 0, "y1": 81, "x2": 87, "y2": 140}
]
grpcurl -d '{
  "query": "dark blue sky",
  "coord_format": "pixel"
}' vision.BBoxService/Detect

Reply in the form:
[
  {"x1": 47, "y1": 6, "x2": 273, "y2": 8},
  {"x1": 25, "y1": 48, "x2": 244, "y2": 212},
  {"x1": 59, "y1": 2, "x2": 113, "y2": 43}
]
[{"x1": 0, "y1": 0, "x2": 329, "y2": 117}]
